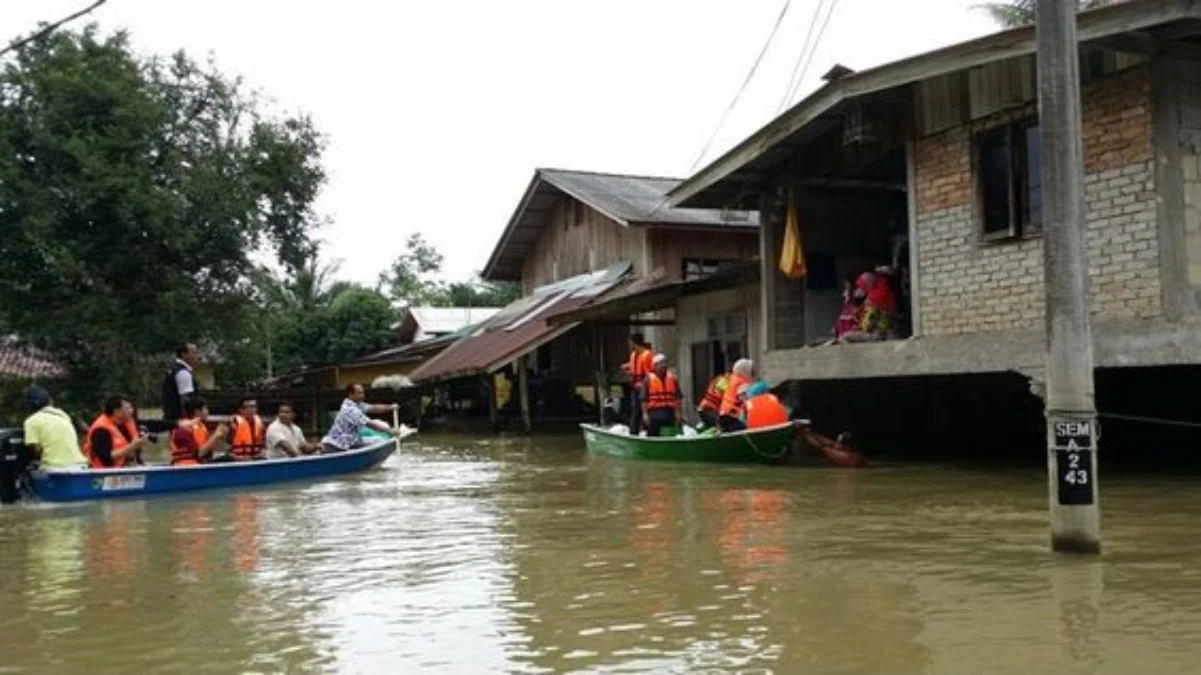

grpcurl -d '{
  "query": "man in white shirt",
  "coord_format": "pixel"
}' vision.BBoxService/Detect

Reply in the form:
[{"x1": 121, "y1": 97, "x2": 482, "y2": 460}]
[{"x1": 265, "y1": 402, "x2": 319, "y2": 459}]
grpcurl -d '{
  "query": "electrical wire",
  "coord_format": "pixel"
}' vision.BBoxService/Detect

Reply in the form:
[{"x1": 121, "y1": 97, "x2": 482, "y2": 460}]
[
  {"x1": 781, "y1": 0, "x2": 841, "y2": 111},
  {"x1": 686, "y1": 0, "x2": 793, "y2": 176},
  {"x1": 777, "y1": 0, "x2": 828, "y2": 114},
  {"x1": 0, "y1": 0, "x2": 111, "y2": 59}
]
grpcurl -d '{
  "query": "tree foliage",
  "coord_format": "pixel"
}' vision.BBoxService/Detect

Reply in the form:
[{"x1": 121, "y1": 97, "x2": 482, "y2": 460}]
[
  {"x1": 0, "y1": 27, "x2": 326, "y2": 402},
  {"x1": 253, "y1": 259, "x2": 396, "y2": 375},
  {"x1": 977, "y1": 0, "x2": 1118, "y2": 27},
  {"x1": 380, "y1": 232, "x2": 520, "y2": 309}
]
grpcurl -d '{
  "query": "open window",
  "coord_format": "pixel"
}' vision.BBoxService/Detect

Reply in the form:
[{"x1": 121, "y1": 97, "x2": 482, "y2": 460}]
[
  {"x1": 976, "y1": 119, "x2": 1042, "y2": 241},
  {"x1": 682, "y1": 258, "x2": 736, "y2": 281}
]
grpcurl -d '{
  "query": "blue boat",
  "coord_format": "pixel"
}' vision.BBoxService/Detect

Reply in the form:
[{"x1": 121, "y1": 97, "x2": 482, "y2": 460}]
[{"x1": 25, "y1": 430, "x2": 414, "y2": 503}]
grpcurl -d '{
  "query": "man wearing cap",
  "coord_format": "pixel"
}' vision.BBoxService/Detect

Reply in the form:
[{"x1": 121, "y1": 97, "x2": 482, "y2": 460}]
[
  {"x1": 22, "y1": 385, "x2": 87, "y2": 469},
  {"x1": 641, "y1": 353, "x2": 682, "y2": 438}
]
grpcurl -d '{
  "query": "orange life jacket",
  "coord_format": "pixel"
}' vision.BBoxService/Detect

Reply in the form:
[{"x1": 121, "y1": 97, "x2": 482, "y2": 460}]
[
  {"x1": 719, "y1": 374, "x2": 751, "y2": 418},
  {"x1": 83, "y1": 414, "x2": 137, "y2": 469},
  {"x1": 698, "y1": 374, "x2": 730, "y2": 412},
  {"x1": 644, "y1": 372, "x2": 680, "y2": 410},
  {"x1": 228, "y1": 414, "x2": 265, "y2": 461},
  {"x1": 170, "y1": 418, "x2": 209, "y2": 466},
  {"x1": 745, "y1": 393, "x2": 789, "y2": 429},
  {"x1": 628, "y1": 347, "x2": 653, "y2": 388}
]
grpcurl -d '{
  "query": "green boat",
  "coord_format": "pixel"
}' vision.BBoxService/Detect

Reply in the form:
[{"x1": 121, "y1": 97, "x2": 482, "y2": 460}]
[{"x1": 579, "y1": 421, "x2": 802, "y2": 464}]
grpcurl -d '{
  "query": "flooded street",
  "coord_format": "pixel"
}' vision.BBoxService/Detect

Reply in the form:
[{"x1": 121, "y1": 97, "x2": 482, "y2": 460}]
[{"x1": 4, "y1": 435, "x2": 1201, "y2": 674}]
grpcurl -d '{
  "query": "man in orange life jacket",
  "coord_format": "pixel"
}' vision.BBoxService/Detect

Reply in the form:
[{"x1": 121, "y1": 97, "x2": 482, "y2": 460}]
[
  {"x1": 717, "y1": 358, "x2": 755, "y2": 433},
  {"x1": 170, "y1": 395, "x2": 228, "y2": 466},
  {"x1": 227, "y1": 397, "x2": 266, "y2": 461},
  {"x1": 84, "y1": 395, "x2": 150, "y2": 469},
  {"x1": 642, "y1": 354, "x2": 682, "y2": 438},
  {"x1": 621, "y1": 333, "x2": 653, "y2": 434},
  {"x1": 696, "y1": 373, "x2": 730, "y2": 430}
]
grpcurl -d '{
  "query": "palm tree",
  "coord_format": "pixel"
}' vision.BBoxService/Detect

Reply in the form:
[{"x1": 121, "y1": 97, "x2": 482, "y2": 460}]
[
  {"x1": 253, "y1": 255, "x2": 351, "y2": 314},
  {"x1": 978, "y1": 0, "x2": 1119, "y2": 27}
]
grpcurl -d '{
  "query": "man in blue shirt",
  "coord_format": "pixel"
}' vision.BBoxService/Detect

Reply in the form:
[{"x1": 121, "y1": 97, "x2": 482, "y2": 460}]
[{"x1": 321, "y1": 382, "x2": 400, "y2": 453}]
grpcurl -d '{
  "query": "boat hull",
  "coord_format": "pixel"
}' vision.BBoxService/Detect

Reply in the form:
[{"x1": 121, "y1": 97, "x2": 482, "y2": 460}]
[
  {"x1": 580, "y1": 422, "x2": 799, "y2": 464},
  {"x1": 27, "y1": 434, "x2": 407, "y2": 503}
]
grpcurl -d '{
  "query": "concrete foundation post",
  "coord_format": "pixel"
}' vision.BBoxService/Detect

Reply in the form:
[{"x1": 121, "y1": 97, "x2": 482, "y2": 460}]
[{"x1": 1037, "y1": 0, "x2": 1100, "y2": 554}]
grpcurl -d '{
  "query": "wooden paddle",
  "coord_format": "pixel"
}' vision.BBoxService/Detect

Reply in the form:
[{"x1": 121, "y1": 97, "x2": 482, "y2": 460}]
[{"x1": 798, "y1": 426, "x2": 867, "y2": 468}]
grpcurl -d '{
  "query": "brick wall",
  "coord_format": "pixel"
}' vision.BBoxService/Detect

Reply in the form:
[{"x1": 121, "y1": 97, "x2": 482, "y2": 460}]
[
  {"x1": 915, "y1": 65, "x2": 1160, "y2": 336},
  {"x1": 1179, "y1": 62, "x2": 1201, "y2": 285}
]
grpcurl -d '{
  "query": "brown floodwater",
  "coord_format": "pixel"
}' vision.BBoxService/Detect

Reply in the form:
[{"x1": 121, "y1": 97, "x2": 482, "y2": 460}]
[{"x1": 2, "y1": 434, "x2": 1201, "y2": 674}]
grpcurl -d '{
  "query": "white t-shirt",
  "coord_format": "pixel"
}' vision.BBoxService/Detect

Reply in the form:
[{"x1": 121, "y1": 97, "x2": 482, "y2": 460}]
[
  {"x1": 174, "y1": 359, "x2": 196, "y2": 398},
  {"x1": 265, "y1": 420, "x2": 307, "y2": 459}
]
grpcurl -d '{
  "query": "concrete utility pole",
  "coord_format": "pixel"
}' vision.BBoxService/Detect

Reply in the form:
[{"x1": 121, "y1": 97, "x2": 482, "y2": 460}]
[{"x1": 1037, "y1": 0, "x2": 1100, "y2": 554}]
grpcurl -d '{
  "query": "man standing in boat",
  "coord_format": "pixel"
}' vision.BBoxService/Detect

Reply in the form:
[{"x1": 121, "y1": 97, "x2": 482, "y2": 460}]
[
  {"x1": 642, "y1": 354, "x2": 682, "y2": 438},
  {"x1": 621, "y1": 333, "x2": 653, "y2": 435},
  {"x1": 321, "y1": 383, "x2": 402, "y2": 454},
  {"x1": 162, "y1": 342, "x2": 200, "y2": 423}
]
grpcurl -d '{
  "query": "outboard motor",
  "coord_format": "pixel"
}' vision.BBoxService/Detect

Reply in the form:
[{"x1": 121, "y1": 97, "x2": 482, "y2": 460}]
[{"x1": 0, "y1": 428, "x2": 32, "y2": 504}]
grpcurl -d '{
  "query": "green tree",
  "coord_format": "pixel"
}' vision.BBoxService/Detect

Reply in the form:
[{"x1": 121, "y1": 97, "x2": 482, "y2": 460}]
[
  {"x1": 0, "y1": 27, "x2": 326, "y2": 402},
  {"x1": 442, "y1": 278, "x2": 522, "y2": 307},
  {"x1": 977, "y1": 0, "x2": 1118, "y2": 27},
  {"x1": 316, "y1": 287, "x2": 397, "y2": 363},
  {"x1": 379, "y1": 233, "x2": 447, "y2": 307}
]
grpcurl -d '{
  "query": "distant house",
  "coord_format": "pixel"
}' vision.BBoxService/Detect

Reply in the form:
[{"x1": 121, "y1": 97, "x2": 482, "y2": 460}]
[
  {"x1": 411, "y1": 168, "x2": 761, "y2": 427},
  {"x1": 0, "y1": 337, "x2": 63, "y2": 380},
  {"x1": 396, "y1": 306, "x2": 501, "y2": 344}
]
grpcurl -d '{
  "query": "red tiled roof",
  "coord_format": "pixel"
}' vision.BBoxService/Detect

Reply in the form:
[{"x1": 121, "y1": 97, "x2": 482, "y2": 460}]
[{"x1": 0, "y1": 339, "x2": 63, "y2": 379}]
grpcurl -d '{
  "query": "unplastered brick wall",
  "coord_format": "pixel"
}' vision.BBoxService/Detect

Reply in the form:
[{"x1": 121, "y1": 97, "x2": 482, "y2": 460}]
[{"x1": 914, "y1": 65, "x2": 1160, "y2": 336}]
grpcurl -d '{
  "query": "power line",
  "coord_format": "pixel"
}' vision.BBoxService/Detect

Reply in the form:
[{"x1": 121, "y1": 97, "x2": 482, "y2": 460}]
[
  {"x1": 686, "y1": 0, "x2": 793, "y2": 176},
  {"x1": 777, "y1": 0, "x2": 827, "y2": 114},
  {"x1": 781, "y1": 0, "x2": 841, "y2": 111},
  {"x1": 0, "y1": 0, "x2": 111, "y2": 59}
]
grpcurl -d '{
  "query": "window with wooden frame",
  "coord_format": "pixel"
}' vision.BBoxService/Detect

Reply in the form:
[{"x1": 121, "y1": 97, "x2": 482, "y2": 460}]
[
  {"x1": 975, "y1": 119, "x2": 1042, "y2": 240},
  {"x1": 682, "y1": 258, "x2": 735, "y2": 281}
]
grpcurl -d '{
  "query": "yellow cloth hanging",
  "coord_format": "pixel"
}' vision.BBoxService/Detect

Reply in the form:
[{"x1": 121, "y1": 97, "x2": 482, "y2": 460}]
[{"x1": 778, "y1": 193, "x2": 807, "y2": 280}]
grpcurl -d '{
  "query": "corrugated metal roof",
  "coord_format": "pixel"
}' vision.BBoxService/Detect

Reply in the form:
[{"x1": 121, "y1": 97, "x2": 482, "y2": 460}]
[
  {"x1": 483, "y1": 168, "x2": 759, "y2": 281},
  {"x1": 406, "y1": 307, "x2": 501, "y2": 337},
  {"x1": 410, "y1": 263, "x2": 631, "y2": 384}
]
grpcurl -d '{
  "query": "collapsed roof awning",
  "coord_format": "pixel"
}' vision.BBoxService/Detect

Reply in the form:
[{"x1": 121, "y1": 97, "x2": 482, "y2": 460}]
[{"x1": 544, "y1": 262, "x2": 760, "y2": 326}]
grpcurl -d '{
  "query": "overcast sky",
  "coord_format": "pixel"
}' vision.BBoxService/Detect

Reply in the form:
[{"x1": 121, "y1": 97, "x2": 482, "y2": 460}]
[{"x1": 4, "y1": 1, "x2": 997, "y2": 285}]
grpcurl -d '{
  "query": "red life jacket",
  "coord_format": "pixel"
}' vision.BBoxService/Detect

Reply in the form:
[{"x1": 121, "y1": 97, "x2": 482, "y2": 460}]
[
  {"x1": 228, "y1": 414, "x2": 265, "y2": 461},
  {"x1": 83, "y1": 415, "x2": 137, "y2": 469},
  {"x1": 644, "y1": 372, "x2": 680, "y2": 410}
]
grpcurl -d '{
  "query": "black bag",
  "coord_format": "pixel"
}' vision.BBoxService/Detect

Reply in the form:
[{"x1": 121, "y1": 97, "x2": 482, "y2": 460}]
[{"x1": 161, "y1": 363, "x2": 185, "y2": 422}]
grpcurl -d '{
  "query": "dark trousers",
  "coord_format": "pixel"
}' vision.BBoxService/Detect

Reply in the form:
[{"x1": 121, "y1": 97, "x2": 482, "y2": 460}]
[
  {"x1": 718, "y1": 414, "x2": 745, "y2": 433},
  {"x1": 646, "y1": 408, "x2": 677, "y2": 438},
  {"x1": 697, "y1": 408, "x2": 719, "y2": 430},
  {"x1": 628, "y1": 388, "x2": 643, "y2": 434}
]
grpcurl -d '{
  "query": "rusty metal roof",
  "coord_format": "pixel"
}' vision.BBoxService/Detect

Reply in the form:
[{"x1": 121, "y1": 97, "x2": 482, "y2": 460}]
[
  {"x1": 0, "y1": 337, "x2": 63, "y2": 380},
  {"x1": 483, "y1": 168, "x2": 759, "y2": 281},
  {"x1": 410, "y1": 262, "x2": 631, "y2": 384}
]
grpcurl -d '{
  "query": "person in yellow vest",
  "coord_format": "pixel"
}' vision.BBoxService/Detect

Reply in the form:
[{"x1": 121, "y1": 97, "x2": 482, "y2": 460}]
[
  {"x1": 642, "y1": 354, "x2": 682, "y2": 438},
  {"x1": 227, "y1": 397, "x2": 266, "y2": 461},
  {"x1": 22, "y1": 385, "x2": 87, "y2": 469},
  {"x1": 696, "y1": 373, "x2": 730, "y2": 431}
]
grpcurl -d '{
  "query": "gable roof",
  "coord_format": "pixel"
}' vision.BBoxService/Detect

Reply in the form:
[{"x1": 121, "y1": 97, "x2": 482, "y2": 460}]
[
  {"x1": 483, "y1": 168, "x2": 759, "y2": 281},
  {"x1": 669, "y1": 0, "x2": 1201, "y2": 209}
]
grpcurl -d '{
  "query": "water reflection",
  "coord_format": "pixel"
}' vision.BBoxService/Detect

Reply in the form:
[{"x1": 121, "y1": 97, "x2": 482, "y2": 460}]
[{"x1": 2, "y1": 436, "x2": 1201, "y2": 673}]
